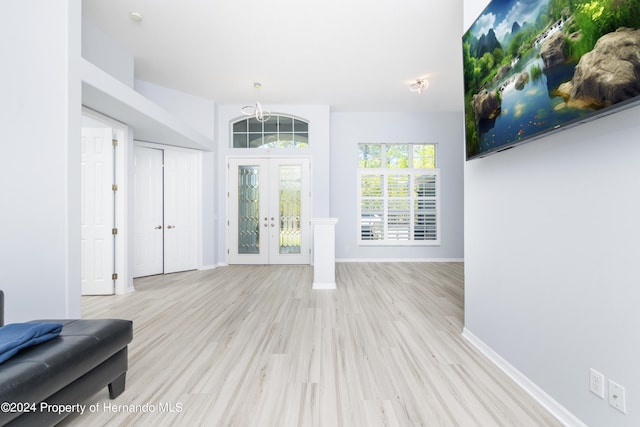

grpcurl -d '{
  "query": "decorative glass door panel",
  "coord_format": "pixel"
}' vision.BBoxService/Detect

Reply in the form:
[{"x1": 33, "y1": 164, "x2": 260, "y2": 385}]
[
  {"x1": 238, "y1": 166, "x2": 261, "y2": 255},
  {"x1": 228, "y1": 158, "x2": 310, "y2": 264},
  {"x1": 276, "y1": 165, "x2": 302, "y2": 255}
]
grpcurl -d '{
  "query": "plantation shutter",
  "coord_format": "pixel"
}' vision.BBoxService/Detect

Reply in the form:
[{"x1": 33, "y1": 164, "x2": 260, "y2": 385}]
[{"x1": 358, "y1": 169, "x2": 440, "y2": 245}]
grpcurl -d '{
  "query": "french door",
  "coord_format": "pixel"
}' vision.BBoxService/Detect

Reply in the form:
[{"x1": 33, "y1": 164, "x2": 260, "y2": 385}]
[{"x1": 228, "y1": 157, "x2": 310, "y2": 265}]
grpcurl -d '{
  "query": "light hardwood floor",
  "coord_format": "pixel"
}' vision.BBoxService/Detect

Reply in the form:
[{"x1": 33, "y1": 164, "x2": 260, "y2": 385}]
[{"x1": 61, "y1": 263, "x2": 561, "y2": 426}]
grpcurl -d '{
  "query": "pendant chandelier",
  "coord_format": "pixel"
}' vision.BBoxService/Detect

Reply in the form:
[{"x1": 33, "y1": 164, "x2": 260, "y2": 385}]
[
  {"x1": 241, "y1": 82, "x2": 271, "y2": 122},
  {"x1": 241, "y1": 101, "x2": 271, "y2": 123}
]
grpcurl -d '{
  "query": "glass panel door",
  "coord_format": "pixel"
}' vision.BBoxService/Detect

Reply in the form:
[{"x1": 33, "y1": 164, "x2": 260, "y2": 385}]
[
  {"x1": 228, "y1": 157, "x2": 309, "y2": 265},
  {"x1": 228, "y1": 159, "x2": 269, "y2": 264}
]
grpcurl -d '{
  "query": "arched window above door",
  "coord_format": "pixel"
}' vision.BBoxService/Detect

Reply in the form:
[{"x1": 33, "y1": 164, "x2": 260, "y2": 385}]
[{"x1": 231, "y1": 115, "x2": 309, "y2": 149}]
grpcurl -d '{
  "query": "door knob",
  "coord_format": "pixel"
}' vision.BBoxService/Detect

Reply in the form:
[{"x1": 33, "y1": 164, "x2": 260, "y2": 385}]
[
  {"x1": 155, "y1": 225, "x2": 162, "y2": 230},
  {"x1": 167, "y1": 225, "x2": 175, "y2": 229}
]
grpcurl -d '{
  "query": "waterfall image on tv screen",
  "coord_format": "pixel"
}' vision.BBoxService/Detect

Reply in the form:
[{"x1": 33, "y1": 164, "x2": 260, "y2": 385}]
[{"x1": 463, "y1": 0, "x2": 640, "y2": 160}]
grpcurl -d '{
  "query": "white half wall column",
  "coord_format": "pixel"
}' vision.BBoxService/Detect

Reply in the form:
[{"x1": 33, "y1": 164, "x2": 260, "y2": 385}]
[{"x1": 311, "y1": 218, "x2": 339, "y2": 290}]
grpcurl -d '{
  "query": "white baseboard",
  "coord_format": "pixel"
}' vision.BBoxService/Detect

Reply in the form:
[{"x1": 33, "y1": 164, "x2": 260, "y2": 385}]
[
  {"x1": 336, "y1": 258, "x2": 464, "y2": 263},
  {"x1": 462, "y1": 328, "x2": 587, "y2": 427},
  {"x1": 203, "y1": 260, "x2": 462, "y2": 267},
  {"x1": 312, "y1": 282, "x2": 336, "y2": 290},
  {"x1": 199, "y1": 263, "x2": 228, "y2": 270},
  {"x1": 115, "y1": 285, "x2": 135, "y2": 295}
]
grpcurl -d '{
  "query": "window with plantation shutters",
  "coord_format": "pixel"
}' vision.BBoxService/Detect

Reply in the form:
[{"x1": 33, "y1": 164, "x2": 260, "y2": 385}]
[{"x1": 357, "y1": 143, "x2": 440, "y2": 246}]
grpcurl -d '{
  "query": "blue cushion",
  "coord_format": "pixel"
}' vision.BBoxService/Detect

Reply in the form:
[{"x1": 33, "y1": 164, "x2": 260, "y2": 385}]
[{"x1": 0, "y1": 322, "x2": 62, "y2": 363}]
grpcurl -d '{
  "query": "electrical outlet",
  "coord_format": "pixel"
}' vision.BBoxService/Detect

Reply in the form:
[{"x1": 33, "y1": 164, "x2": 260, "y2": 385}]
[
  {"x1": 590, "y1": 368, "x2": 605, "y2": 399},
  {"x1": 608, "y1": 380, "x2": 626, "y2": 414}
]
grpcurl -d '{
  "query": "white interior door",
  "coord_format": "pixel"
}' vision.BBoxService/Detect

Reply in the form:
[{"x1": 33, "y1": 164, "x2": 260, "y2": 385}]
[
  {"x1": 81, "y1": 127, "x2": 115, "y2": 295},
  {"x1": 134, "y1": 146, "x2": 199, "y2": 277},
  {"x1": 133, "y1": 147, "x2": 164, "y2": 277},
  {"x1": 228, "y1": 157, "x2": 310, "y2": 265},
  {"x1": 164, "y1": 150, "x2": 199, "y2": 273}
]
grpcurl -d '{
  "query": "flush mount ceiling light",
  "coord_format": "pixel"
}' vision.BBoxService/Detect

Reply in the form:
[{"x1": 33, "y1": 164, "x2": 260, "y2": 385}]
[
  {"x1": 241, "y1": 83, "x2": 271, "y2": 122},
  {"x1": 410, "y1": 78, "x2": 429, "y2": 94},
  {"x1": 129, "y1": 11, "x2": 143, "y2": 22}
]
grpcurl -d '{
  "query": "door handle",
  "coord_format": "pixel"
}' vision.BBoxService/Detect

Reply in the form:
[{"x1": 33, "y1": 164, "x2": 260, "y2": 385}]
[
  {"x1": 167, "y1": 225, "x2": 175, "y2": 229},
  {"x1": 155, "y1": 225, "x2": 162, "y2": 230}
]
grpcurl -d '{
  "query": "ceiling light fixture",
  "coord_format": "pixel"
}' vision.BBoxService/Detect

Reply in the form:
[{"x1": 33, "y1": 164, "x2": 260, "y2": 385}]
[
  {"x1": 410, "y1": 78, "x2": 429, "y2": 94},
  {"x1": 241, "y1": 83, "x2": 271, "y2": 122},
  {"x1": 130, "y1": 11, "x2": 143, "y2": 22},
  {"x1": 241, "y1": 102, "x2": 271, "y2": 123}
]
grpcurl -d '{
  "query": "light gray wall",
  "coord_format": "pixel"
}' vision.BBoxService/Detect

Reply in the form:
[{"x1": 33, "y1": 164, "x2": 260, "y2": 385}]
[
  {"x1": 134, "y1": 80, "x2": 215, "y2": 140},
  {"x1": 82, "y1": 14, "x2": 134, "y2": 87},
  {"x1": 464, "y1": 1, "x2": 640, "y2": 425},
  {"x1": 201, "y1": 150, "x2": 217, "y2": 268},
  {"x1": 2, "y1": 0, "x2": 82, "y2": 322},
  {"x1": 330, "y1": 112, "x2": 464, "y2": 261}
]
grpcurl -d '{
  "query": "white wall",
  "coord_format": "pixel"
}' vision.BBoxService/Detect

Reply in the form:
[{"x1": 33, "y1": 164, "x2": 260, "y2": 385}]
[
  {"x1": 464, "y1": 1, "x2": 640, "y2": 425},
  {"x1": 1, "y1": 0, "x2": 82, "y2": 322},
  {"x1": 82, "y1": 14, "x2": 134, "y2": 88},
  {"x1": 330, "y1": 112, "x2": 464, "y2": 261},
  {"x1": 134, "y1": 80, "x2": 215, "y2": 140}
]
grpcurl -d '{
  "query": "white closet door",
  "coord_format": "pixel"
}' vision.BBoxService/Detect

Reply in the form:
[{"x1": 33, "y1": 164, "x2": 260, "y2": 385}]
[
  {"x1": 133, "y1": 147, "x2": 164, "y2": 277},
  {"x1": 164, "y1": 150, "x2": 199, "y2": 273},
  {"x1": 81, "y1": 127, "x2": 115, "y2": 295}
]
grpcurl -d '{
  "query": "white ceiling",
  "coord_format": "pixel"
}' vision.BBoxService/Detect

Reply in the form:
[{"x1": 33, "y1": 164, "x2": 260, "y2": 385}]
[{"x1": 82, "y1": 0, "x2": 464, "y2": 113}]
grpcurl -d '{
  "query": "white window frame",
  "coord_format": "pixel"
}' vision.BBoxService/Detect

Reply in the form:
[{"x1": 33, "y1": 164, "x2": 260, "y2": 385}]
[
  {"x1": 230, "y1": 114, "x2": 309, "y2": 149},
  {"x1": 357, "y1": 144, "x2": 440, "y2": 246}
]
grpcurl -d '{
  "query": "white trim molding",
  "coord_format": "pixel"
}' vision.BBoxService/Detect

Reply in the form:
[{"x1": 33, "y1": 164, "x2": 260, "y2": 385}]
[
  {"x1": 311, "y1": 282, "x2": 337, "y2": 290},
  {"x1": 336, "y1": 258, "x2": 464, "y2": 263},
  {"x1": 462, "y1": 328, "x2": 587, "y2": 427}
]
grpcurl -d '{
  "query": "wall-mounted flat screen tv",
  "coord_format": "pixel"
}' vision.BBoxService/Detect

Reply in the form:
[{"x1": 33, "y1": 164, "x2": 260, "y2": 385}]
[{"x1": 463, "y1": 0, "x2": 640, "y2": 160}]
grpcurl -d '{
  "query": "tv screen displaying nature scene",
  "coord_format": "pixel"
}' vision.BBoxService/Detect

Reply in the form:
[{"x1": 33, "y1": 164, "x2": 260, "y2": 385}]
[{"x1": 463, "y1": 0, "x2": 640, "y2": 160}]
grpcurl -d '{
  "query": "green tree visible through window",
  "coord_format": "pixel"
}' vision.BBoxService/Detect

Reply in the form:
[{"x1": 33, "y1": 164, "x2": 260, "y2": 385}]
[
  {"x1": 358, "y1": 144, "x2": 382, "y2": 168},
  {"x1": 413, "y1": 144, "x2": 436, "y2": 169}
]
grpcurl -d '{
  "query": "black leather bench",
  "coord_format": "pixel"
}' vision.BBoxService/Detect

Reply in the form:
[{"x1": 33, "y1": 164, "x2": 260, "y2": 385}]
[{"x1": 0, "y1": 291, "x2": 133, "y2": 426}]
